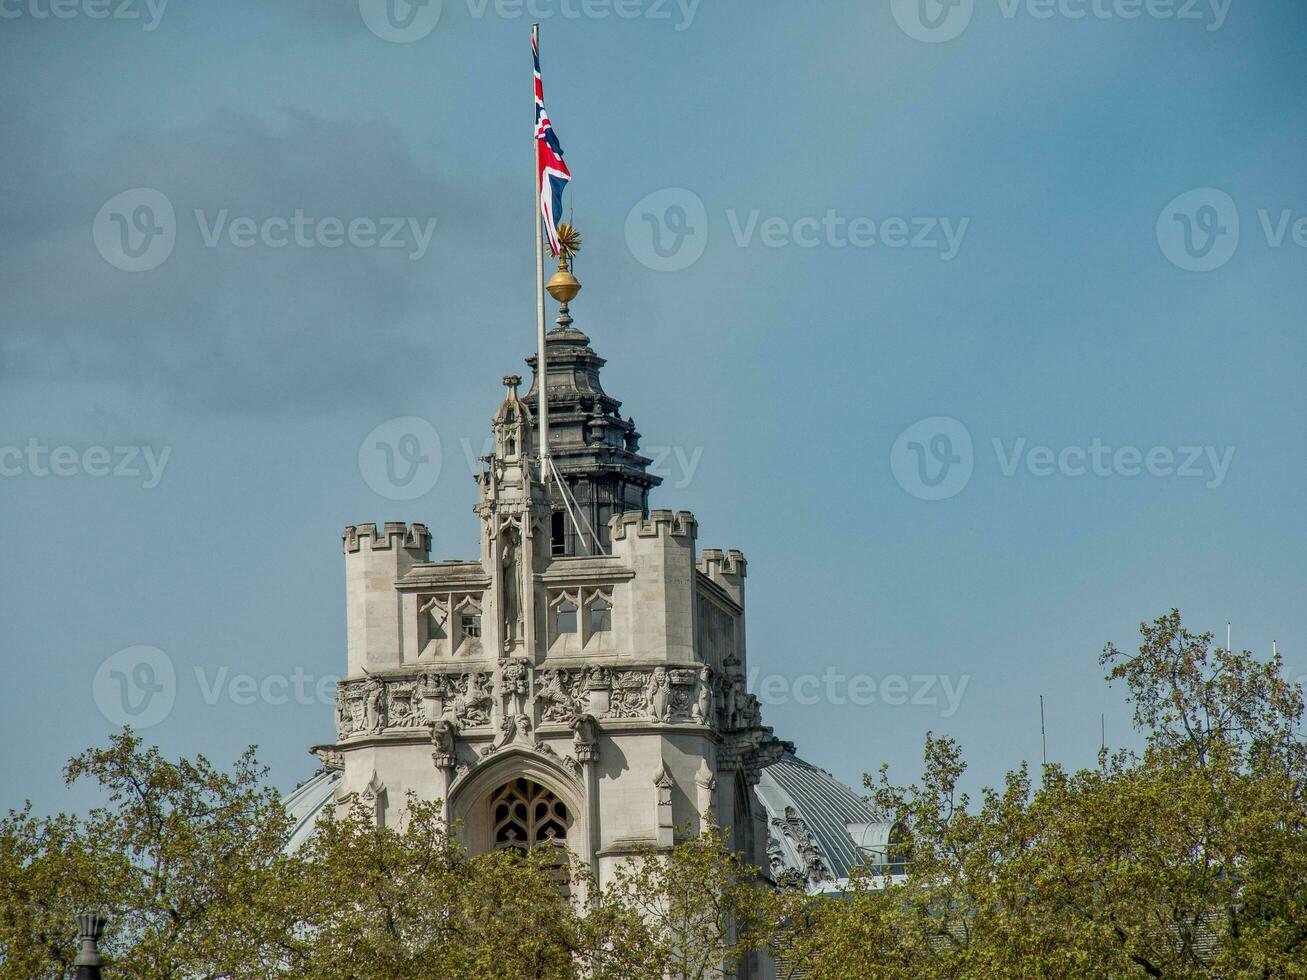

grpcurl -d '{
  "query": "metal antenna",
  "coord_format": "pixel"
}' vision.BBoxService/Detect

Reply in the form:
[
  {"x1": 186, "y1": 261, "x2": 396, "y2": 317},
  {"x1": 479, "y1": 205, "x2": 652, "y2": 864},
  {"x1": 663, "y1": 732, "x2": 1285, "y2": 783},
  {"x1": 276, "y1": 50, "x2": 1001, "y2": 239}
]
[{"x1": 1039, "y1": 695, "x2": 1047, "y2": 768}]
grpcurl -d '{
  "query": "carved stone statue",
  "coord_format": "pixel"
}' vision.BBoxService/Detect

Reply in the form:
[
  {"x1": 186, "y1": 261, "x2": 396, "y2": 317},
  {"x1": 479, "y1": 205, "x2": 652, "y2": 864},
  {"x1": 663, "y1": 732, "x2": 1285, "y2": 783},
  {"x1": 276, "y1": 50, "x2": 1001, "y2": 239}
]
[
  {"x1": 499, "y1": 525, "x2": 522, "y2": 650},
  {"x1": 693, "y1": 667, "x2": 713, "y2": 725},
  {"x1": 364, "y1": 676, "x2": 385, "y2": 735},
  {"x1": 648, "y1": 667, "x2": 672, "y2": 723}
]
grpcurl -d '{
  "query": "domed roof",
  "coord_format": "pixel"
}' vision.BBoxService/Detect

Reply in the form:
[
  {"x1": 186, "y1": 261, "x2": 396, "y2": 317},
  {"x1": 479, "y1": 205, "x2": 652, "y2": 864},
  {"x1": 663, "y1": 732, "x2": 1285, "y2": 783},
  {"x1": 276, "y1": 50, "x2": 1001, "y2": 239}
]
[
  {"x1": 283, "y1": 768, "x2": 339, "y2": 853},
  {"x1": 754, "y1": 752, "x2": 891, "y2": 893}
]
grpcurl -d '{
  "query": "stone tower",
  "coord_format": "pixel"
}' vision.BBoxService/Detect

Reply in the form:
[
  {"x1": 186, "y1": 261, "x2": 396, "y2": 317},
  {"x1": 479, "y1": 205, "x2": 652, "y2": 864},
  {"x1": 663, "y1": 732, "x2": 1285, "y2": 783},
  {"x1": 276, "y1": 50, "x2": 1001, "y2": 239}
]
[
  {"x1": 319, "y1": 296, "x2": 787, "y2": 976},
  {"x1": 524, "y1": 319, "x2": 662, "y2": 556}
]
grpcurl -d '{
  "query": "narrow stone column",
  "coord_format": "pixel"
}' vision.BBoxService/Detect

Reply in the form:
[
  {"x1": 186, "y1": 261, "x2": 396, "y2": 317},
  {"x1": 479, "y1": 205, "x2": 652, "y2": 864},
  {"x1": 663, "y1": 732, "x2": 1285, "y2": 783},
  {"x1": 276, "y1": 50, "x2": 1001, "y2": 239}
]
[{"x1": 73, "y1": 913, "x2": 107, "y2": 980}]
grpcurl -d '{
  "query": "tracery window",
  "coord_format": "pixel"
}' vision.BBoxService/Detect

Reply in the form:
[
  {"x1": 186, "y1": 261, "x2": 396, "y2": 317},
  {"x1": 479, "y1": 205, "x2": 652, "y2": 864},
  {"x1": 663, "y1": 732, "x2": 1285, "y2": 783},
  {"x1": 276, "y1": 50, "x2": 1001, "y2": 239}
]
[{"x1": 491, "y1": 778, "x2": 570, "y2": 852}]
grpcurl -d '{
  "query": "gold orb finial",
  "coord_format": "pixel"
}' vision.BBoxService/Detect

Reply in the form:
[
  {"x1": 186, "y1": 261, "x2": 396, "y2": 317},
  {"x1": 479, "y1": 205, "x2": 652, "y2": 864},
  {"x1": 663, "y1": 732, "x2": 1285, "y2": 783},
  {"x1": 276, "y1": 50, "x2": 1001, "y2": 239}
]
[{"x1": 546, "y1": 223, "x2": 582, "y2": 305}]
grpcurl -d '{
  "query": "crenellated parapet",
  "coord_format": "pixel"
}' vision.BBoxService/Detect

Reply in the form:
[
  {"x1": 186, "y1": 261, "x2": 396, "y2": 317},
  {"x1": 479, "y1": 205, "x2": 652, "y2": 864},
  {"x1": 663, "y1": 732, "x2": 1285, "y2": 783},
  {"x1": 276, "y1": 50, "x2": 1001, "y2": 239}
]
[
  {"x1": 609, "y1": 508, "x2": 697, "y2": 542},
  {"x1": 342, "y1": 522, "x2": 432, "y2": 557},
  {"x1": 698, "y1": 548, "x2": 747, "y2": 579},
  {"x1": 343, "y1": 522, "x2": 432, "y2": 676}
]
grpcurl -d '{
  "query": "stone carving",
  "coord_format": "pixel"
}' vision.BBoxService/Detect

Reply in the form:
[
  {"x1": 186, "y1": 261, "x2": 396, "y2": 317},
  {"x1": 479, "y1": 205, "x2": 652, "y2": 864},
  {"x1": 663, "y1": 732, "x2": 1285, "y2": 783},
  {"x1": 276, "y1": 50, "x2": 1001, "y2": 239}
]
[
  {"x1": 499, "y1": 657, "x2": 531, "y2": 715},
  {"x1": 571, "y1": 713, "x2": 599, "y2": 764},
  {"x1": 313, "y1": 746, "x2": 344, "y2": 772},
  {"x1": 475, "y1": 712, "x2": 582, "y2": 781},
  {"x1": 609, "y1": 670, "x2": 652, "y2": 719},
  {"x1": 363, "y1": 676, "x2": 386, "y2": 735},
  {"x1": 692, "y1": 667, "x2": 713, "y2": 724},
  {"x1": 386, "y1": 680, "x2": 425, "y2": 728},
  {"x1": 537, "y1": 668, "x2": 585, "y2": 725},
  {"x1": 489, "y1": 712, "x2": 534, "y2": 751},
  {"x1": 430, "y1": 719, "x2": 456, "y2": 771},
  {"x1": 772, "y1": 805, "x2": 833, "y2": 889},
  {"x1": 336, "y1": 663, "x2": 739, "y2": 740},
  {"x1": 499, "y1": 523, "x2": 524, "y2": 651},
  {"x1": 648, "y1": 667, "x2": 673, "y2": 723},
  {"x1": 449, "y1": 672, "x2": 494, "y2": 728}
]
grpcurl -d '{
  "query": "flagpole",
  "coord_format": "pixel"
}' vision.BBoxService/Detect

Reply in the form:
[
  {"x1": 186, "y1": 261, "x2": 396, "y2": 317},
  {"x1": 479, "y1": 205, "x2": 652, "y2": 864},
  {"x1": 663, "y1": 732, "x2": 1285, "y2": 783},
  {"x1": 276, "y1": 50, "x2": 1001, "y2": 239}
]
[{"x1": 533, "y1": 23, "x2": 550, "y2": 488}]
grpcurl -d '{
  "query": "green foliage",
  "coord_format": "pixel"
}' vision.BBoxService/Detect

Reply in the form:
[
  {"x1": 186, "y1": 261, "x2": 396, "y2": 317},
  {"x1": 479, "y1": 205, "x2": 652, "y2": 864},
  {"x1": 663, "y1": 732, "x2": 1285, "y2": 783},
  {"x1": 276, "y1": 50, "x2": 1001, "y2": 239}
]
[
  {"x1": 582, "y1": 828, "x2": 788, "y2": 980},
  {"x1": 290, "y1": 795, "x2": 585, "y2": 979},
  {"x1": 0, "y1": 738, "x2": 777, "y2": 978},
  {"x1": 3, "y1": 610, "x2": 1304, "y2": 978},
  {"x1": 784, "y1": 610, "x2": 1307, "y2": 979}
]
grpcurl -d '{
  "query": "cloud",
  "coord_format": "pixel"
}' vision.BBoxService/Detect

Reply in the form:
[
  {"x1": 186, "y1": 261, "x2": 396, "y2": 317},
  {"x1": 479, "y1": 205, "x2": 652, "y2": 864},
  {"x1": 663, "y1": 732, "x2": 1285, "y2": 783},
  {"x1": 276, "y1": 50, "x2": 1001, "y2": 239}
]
[{"x1": 0, "y1": 104, "x2": 485, "y2": 415}]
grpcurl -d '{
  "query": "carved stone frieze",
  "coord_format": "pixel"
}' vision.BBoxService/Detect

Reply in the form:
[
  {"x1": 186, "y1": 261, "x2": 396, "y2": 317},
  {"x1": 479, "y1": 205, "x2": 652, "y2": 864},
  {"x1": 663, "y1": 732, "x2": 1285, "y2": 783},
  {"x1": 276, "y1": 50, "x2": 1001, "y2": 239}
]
[{"x1": 335, "y1": 664, "x2": 726, "y2": 741}]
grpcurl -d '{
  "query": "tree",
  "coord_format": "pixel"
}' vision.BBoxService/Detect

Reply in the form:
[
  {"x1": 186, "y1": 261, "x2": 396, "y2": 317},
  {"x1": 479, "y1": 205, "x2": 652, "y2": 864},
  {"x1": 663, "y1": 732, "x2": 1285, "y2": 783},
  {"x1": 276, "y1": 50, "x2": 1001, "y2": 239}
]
[
  {"x1": 290, "y1": 795, "x2": 584, "y2": 980},
  {"x1": 2, "y1": 730, "x2": 304, "y2": 979},
  {"x1": 581, "y1": 827, "x2": 787, "y2": 980},
  {"x1": 8, "y1": 609, "x2": 1303, "y2": 978},
  {"x1": 788, "y1": 610, "x2": 1307, "y2": 978},
  {"x1": 1, "y1": 734, "x2": 782, "y2": 979},
  {"x1": 0, "y1": 805, "x2": 122, "y2": 979}
]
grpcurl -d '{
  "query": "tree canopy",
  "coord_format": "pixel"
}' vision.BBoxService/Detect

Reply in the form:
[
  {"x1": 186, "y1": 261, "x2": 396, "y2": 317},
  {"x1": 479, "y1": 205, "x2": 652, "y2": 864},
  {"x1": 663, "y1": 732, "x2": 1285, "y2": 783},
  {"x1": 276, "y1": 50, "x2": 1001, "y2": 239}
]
[{"x1": 3, "y1": 610, "x2": 1304, "y2": 978}]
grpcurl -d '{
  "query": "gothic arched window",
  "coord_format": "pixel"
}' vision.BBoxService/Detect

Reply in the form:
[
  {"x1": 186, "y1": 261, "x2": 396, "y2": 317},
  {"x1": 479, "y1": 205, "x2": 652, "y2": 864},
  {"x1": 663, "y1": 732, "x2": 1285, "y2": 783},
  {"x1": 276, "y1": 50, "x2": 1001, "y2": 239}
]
[{"x1": 490, "y1": 778, "x2": 570, "y2": 852}]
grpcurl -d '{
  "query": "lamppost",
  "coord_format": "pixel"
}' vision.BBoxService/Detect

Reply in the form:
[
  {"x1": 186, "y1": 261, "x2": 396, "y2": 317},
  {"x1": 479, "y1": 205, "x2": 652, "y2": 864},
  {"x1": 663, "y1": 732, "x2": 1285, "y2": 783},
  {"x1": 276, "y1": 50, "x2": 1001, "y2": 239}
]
[{"x1": 73, "y1": 913, "x2": 107, "y2": 980}]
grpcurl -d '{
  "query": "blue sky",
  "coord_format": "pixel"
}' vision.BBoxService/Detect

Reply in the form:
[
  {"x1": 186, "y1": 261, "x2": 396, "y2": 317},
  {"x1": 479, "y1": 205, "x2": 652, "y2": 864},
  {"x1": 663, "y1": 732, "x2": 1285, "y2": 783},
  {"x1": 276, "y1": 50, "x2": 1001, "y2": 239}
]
[{"x1": 2, "y1": 0, "x2": 1304, "y2": 814}]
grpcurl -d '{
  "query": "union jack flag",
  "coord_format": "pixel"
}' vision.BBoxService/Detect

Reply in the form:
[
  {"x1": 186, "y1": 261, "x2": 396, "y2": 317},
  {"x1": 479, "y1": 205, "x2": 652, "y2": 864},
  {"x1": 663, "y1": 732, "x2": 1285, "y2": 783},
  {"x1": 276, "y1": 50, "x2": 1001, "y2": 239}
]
[{"x1": 534, "y1": 27, "x2": 571, "y2": 257}]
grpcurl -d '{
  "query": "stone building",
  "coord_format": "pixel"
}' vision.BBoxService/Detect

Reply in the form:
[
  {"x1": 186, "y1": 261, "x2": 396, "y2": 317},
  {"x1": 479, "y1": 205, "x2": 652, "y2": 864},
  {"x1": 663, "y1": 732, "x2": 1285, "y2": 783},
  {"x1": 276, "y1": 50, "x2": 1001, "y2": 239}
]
[{"x1": 288, "y1": 300, "x2": 897, "y2": 975}]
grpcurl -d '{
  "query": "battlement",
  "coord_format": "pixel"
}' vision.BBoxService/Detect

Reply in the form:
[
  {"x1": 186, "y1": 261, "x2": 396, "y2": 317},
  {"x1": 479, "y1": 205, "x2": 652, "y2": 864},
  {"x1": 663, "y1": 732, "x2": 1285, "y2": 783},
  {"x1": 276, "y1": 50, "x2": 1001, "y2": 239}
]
[
  {"x1": 698, "y1": 548, "x2": 747, "y2": 578},
  {"x1": 609, "y1": 509, "x2": 698, "y2": 542},
  {"x1": 342, "y1": 522, "x2": 432, "y2": 557}
]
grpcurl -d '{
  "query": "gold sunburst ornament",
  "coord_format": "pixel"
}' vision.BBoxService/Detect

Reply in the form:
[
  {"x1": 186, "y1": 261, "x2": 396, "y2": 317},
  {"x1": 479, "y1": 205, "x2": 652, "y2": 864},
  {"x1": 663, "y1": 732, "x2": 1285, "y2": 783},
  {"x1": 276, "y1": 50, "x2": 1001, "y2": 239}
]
[
  {"x1": 556, "y1": 222, "x2": 582, "y2": 260},
  {"x1": 546, "y1": 222, "x2": 582, "y2": 304}
]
